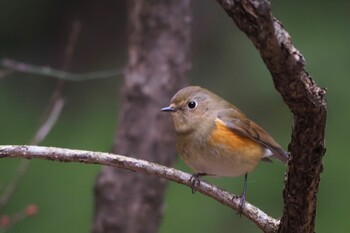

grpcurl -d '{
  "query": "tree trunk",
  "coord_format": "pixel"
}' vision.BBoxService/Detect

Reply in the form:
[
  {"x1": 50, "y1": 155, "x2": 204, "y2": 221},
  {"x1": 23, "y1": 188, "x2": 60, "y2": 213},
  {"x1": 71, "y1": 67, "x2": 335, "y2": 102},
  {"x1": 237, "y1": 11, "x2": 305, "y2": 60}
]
[
  {"x1": 92, "y1": 1, "x2": 191, "y2": 233},
  {"x1": 215, "y1": 1, "x2": 327, "y2": 232}
]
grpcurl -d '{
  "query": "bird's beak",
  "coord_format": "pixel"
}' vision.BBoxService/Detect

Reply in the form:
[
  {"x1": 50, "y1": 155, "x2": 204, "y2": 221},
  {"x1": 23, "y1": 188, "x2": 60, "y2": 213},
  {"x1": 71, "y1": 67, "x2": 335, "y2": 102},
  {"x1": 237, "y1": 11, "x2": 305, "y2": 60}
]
[{"x1": 161, "y1": 105, "x2": 176, "y2": 112}]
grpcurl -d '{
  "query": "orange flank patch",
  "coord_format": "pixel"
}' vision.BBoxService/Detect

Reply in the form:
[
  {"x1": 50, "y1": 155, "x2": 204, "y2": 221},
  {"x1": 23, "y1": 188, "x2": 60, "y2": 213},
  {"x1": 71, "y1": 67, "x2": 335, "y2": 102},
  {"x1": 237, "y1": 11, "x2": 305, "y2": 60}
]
[{"x1": 209, "y1": 119, "x2": 264, "y2": 159}]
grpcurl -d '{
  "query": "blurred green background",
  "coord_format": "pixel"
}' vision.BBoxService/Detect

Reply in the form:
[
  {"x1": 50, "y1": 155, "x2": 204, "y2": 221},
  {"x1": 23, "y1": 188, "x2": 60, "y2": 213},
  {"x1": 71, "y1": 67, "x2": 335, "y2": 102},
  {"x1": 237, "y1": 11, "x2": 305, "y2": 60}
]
[{"x1": 0, "y1": 0, "x2": 347, "y2": 232}]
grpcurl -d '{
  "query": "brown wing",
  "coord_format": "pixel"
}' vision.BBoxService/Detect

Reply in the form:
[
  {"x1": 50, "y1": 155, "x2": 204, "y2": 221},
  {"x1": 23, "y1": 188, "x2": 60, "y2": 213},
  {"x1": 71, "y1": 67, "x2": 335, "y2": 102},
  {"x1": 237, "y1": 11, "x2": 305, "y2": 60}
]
[{"x1": 217, "y1": 109, "x2": 288, "y2": 163}]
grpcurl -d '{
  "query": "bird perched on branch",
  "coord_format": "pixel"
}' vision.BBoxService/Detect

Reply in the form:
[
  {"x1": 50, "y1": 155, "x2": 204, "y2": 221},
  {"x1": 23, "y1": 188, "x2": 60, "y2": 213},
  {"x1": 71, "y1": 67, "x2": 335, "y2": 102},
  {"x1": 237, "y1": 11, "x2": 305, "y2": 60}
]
[{"x1": 161, "y1": 86, "x2": 288, "y2": 214}]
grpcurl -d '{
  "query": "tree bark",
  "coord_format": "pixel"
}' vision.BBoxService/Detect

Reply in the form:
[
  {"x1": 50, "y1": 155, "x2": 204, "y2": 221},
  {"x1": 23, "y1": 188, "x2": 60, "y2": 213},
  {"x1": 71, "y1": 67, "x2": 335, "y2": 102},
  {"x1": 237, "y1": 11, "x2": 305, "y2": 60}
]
[
  {"x1": 215, "y1": 1, "x2": 327, "y2": 232},
  {"x1": 92, "y1": 1, "x2": 190, "y2": 233}
]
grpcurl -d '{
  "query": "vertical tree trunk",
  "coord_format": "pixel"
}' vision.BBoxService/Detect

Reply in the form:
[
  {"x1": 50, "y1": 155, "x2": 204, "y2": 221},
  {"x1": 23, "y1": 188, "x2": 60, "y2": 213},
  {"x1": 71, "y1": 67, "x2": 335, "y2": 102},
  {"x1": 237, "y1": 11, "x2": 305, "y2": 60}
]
[{"x1": 92, "y1": 1, "x2": 191, "y2": 233}]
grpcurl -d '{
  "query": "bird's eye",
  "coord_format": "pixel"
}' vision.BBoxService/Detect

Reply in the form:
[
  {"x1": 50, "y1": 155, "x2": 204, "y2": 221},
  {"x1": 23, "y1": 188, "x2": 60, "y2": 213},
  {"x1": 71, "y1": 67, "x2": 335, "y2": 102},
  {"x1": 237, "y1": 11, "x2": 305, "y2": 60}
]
[{"x1": 187, "y1": 101, "x2": 197, "y2": 109}]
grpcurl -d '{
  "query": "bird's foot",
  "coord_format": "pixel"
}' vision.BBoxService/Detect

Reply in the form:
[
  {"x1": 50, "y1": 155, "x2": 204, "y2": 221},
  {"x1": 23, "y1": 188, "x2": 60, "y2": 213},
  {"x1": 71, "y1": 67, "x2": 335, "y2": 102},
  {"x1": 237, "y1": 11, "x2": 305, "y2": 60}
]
[
  {"x1": 189, "y1": 173, "x2": 207, "y2": 194},
  {"x1": 232, "y1": 193, "x2": 246, "y2": 217}
]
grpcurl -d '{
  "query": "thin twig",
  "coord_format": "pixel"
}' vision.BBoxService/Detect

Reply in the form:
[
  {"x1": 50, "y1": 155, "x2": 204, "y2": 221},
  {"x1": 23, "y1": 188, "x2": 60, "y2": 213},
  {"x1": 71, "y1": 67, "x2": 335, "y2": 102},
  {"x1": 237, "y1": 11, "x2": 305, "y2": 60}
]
[
  {"x1": 0, "y1": 20, "x2": 80, "y2": 213},
  {"x1": 0, "y1": 145, "x2": 280, "y2": 233},
  {"x1": 29, "y1": 21, "x2": 80, "y2": 145},
  {"x1": 0, "y1": 204, "x2": 38, "y2": 233},
  {"x1": 0, "y1": 98, "x2": 65, "y2": 213},
  {"x1": 1, "y1": 59, "x2": 122, "y2": 81},
  {"x1": 62, "y1": 20, "x2": 81, "y2": 70},
  {"x1": 30, "y1": 98, "x2": 65, "y2": 145}
]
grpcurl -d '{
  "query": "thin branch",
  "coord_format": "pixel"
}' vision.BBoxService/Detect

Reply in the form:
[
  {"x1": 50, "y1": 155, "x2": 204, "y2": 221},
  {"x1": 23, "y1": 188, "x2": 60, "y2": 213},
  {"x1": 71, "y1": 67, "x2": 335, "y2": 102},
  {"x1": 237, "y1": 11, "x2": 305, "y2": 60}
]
[
  {"x1": 0, "y1": 20, "x2": 79, "y2": 213},
  {"x1": 0, "y1": 58, "x2": 122, "y2": 81},
  {"x1": 61, "y1": 20, "x2": 81, "y2": 70},
  {"x1": 0, "y1": 97, "x2": 65, "y2": 213},
  {"x1": 0, "y1": 145, "x2": 280, "y2": 233},
  {"x1": 30, "y1": 98, "x2": 65, "y2": 145},
  {"x1": 0, "y1": 96, "x2": 65, "y2": 212},
  {"x1": 29, "y1": 21, "x2": 80, "y2": 145},
  {"x1": 0, "y1": 204, "x2": 38, "y2": 232}
]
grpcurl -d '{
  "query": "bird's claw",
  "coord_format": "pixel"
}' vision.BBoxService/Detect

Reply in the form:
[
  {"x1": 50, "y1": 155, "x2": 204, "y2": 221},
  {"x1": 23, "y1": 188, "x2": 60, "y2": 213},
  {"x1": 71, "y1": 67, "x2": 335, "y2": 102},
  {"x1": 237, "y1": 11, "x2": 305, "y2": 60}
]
[{"x1": 189, "y1": 173, "x2": 206, "y2": 194}]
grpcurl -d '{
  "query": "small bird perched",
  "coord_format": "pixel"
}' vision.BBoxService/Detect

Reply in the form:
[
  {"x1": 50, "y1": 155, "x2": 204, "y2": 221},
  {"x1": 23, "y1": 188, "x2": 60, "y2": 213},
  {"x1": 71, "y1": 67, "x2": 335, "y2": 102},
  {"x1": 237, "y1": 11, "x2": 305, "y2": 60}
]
[{"x1": 161, "y1": 86, "x2": 288, "y2": 213}]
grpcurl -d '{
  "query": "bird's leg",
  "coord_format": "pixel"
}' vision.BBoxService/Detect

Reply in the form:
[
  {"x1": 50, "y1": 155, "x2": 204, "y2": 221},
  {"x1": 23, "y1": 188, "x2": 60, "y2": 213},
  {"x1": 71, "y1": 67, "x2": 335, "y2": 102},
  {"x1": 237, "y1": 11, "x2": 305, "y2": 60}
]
[
  {"x1": 237, "y1": 173, "x2": 248, "y2": 216},
  {"x1": 189, "y1": 173, "x2": 207, "y2": 194}
]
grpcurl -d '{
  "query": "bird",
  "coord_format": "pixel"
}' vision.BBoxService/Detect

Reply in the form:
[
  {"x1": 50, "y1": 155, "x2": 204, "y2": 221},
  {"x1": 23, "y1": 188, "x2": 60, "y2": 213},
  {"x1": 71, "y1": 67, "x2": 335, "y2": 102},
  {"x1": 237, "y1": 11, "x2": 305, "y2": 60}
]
[{"x1": 161, "y1": 86, "x2": 288, "y2": 214}]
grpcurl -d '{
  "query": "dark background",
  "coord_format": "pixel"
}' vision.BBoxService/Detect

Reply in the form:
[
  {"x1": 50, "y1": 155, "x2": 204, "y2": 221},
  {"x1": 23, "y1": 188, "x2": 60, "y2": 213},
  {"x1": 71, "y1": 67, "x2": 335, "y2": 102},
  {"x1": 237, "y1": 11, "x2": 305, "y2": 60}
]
[{"x1": 0, "y1": 0, "x2": 347, "y2": 232}]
